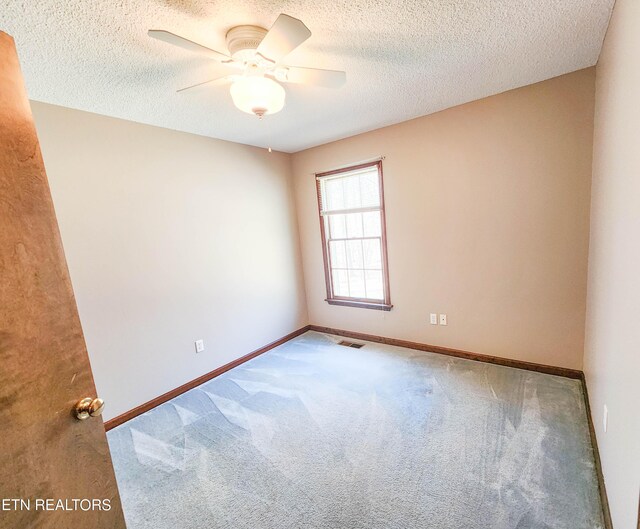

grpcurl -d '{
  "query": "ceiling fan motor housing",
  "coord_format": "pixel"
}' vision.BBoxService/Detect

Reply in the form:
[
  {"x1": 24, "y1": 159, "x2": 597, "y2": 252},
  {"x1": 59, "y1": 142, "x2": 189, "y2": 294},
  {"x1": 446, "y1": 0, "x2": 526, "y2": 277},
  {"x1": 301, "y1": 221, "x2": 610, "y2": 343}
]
[{"x1": 226, "y1": 25, "x2": 268, "y2": 62}]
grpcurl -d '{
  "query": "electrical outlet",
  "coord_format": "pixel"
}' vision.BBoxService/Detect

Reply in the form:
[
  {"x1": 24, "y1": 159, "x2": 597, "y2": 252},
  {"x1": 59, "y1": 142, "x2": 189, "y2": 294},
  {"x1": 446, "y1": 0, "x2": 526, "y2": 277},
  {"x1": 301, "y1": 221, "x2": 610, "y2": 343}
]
[
  {"x1": 439, "y1": 314, "x2": 448, "y2": 326},
  {"x1": 603, "y1": 405, "x2": 608, "y2": 433},
  {"x1": 195, "y1": 339, "x2": 205, "y2": 353},
  {"x1": 430, "y1": 313, "x2": 438, "y2": 325}
]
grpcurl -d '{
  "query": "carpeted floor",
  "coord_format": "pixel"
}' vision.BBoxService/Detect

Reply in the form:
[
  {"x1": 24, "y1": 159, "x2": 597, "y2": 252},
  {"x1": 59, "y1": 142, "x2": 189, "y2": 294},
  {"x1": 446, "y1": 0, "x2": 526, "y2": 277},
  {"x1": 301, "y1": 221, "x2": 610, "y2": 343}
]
[{"x1": 107, "y1": 331, "x2": 604, "y2": 529}]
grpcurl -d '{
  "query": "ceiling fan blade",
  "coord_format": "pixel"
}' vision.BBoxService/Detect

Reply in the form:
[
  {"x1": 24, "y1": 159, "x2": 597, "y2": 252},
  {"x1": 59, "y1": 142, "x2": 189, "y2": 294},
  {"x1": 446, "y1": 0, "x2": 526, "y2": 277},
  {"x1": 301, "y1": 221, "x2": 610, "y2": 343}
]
[
  {"x1": 279, "y1": 66, "x2": 346, "y2": 88},
  {"x1": 256, "y1": 14, "x2": 311, "y2": 64},
  {"x1": 177, "y1": 75, "x2": 238, "y2": 93},
  {"x1": 148, "y1": 30, "x2": 235, "y2": 64}
]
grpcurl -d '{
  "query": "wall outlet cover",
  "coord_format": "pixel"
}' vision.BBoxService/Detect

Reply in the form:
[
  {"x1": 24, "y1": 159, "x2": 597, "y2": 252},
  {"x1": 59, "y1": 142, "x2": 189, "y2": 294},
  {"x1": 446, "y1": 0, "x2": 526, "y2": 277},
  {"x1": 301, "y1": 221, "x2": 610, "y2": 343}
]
[
  {"x1": 439, "y1": 314, "x2": 448, "y2": 325},
  {"x1": 195, "y1": 339, "x2": 205, "y2": 353}
]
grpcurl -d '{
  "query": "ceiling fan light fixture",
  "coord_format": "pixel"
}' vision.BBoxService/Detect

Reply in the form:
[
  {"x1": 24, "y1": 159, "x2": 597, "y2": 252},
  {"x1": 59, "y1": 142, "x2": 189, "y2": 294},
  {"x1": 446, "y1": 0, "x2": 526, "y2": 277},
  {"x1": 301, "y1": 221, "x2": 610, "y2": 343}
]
[{"x1": 230, "y1": 76, "x2": 285, "y2": 117}]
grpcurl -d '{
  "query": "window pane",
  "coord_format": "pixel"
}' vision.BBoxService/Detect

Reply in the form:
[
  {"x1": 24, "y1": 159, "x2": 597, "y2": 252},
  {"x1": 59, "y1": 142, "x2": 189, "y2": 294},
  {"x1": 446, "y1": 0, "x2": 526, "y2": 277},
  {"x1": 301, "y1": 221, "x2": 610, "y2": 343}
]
[
  {"x1": 328, "y1": 240, "x2": 347, "y2": 268},
  {"x1": 346, "y1": 213, "x2": 363, "y2": 238},
  {"x1": 362, "y1": 211, "x2": 381, "y2": 237},
  {"x1": 343, "y1": 175, "x2": 361, "y2": 209},
  {"x1": 332, "y1": 269, "x2": 349, "y2": 297},
  {"x1": 359, "y1": 171, "x2": 380, "y2": 208},
  {"x1": 346, "y1": 239, "x2": 364, "y2": 269},
  {"x1": 323, "y1": 178, "x2": 344, "y2": 211},
  {"x1": 363, "y1": 239, "x2": 382, "y2": 269},
  {"x1": 348, "y1": 270, "x2": 366, "y2": 298},
  {"x1": 365, "y1": 270, "x2": 384, "y2": 300},
  {"x1": 328, "y1": 214, "x2": 347, "y2": 239}
]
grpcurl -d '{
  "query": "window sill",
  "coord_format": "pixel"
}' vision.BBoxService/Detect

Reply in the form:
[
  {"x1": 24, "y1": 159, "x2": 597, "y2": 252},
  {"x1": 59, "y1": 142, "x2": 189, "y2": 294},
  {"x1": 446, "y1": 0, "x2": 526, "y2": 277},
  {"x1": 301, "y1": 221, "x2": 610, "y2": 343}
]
[{"x1": 325, "y1": 299, "x2": 393, "y2": 311}]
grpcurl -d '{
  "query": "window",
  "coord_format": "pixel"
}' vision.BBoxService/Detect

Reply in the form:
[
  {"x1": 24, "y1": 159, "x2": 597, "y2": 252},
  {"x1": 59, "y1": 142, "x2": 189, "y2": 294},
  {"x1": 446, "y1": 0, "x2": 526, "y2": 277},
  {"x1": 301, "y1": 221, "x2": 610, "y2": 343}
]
[{"x1": 316, "y1": 161, "x2": 392, "y2": 311}]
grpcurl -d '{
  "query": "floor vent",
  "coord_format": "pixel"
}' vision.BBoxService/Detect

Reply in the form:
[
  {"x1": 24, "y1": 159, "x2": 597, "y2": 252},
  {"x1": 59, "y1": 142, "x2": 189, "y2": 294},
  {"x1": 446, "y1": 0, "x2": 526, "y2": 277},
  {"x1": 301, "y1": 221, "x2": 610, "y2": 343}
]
[{"x1": 338, "y1": 340, "x2": 365, "y2": 349}]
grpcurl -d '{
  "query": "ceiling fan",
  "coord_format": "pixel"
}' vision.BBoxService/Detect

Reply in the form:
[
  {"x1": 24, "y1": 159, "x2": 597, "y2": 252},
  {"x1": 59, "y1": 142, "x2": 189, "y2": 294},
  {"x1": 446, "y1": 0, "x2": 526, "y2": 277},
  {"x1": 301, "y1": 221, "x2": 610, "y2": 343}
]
[{"x1": 149, "y1": 14, "x2": 346, "y2": 118}]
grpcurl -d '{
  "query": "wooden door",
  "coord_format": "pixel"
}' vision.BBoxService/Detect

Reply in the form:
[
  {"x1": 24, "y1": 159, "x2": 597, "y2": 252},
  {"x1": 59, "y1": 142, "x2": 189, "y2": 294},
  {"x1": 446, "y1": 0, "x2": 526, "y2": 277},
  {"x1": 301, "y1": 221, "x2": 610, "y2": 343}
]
[{"x1": 0, "y1": 33, "x2": 126, "y2": 529}]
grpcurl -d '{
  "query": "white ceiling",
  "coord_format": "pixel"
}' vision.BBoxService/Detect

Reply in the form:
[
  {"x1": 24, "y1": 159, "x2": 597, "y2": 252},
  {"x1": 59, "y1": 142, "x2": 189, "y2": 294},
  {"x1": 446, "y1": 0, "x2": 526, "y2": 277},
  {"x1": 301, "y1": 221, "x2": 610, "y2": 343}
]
[{"x1": 1, "y1": 0, "x2": 614, "y2": 153}]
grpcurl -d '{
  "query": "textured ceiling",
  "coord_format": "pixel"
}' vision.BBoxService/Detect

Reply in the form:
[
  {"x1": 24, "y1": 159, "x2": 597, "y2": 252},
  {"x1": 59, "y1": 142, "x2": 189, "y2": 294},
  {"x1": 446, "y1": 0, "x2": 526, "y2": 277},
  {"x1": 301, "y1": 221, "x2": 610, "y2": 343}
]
[{"x1": 1, "y1": 0, "x2": 614, "y2": 152}]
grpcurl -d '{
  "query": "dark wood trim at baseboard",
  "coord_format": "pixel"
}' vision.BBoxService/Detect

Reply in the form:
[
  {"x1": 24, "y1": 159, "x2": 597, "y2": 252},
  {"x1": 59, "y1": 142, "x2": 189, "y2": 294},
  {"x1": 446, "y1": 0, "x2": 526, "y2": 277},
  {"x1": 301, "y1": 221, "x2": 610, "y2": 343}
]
[
  {"x1": 580, "y1": 374, "x2": 613, "y2": 529},
  {"x1": 308, "y1": 325, "x2": 583, "y2": 379},
  {"x1": 104, "y1": 325, "x2": 311, "y2": 431}
]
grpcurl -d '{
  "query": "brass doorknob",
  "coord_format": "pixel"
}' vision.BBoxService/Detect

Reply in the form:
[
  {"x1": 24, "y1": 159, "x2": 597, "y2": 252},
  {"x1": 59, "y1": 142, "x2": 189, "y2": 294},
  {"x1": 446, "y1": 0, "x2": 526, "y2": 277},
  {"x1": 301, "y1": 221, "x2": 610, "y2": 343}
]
[{"x1": 74, "y1": 397, "x2": 105, "y2": 420}]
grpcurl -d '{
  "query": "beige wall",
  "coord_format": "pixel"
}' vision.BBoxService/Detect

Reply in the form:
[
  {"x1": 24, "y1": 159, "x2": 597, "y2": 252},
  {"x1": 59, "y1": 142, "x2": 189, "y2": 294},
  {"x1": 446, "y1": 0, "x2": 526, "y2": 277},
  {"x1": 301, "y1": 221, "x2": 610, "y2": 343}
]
[
  {"x1": 292, "y1": 69, "x2": 595, "y2": 370},
  {"x1": 584, "y1": 0, "x2": 640, "y2": 526},
  {"x1": 31, "y1": 102, "x2": 308, "y2": 420}
]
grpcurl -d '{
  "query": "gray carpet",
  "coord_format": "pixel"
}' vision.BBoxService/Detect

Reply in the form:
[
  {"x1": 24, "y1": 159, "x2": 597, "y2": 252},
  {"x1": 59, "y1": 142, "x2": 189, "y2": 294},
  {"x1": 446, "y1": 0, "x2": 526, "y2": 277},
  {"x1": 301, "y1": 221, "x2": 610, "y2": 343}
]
[{"x1": 108, "y1": 331, "x2": 604, "y2": 529}]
